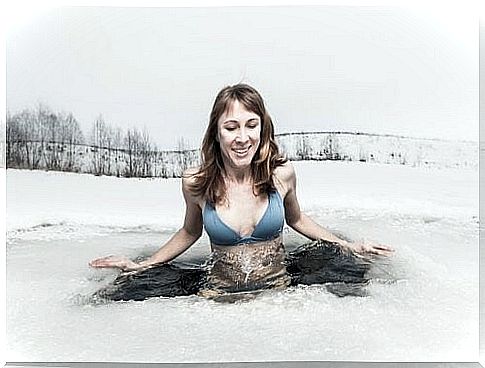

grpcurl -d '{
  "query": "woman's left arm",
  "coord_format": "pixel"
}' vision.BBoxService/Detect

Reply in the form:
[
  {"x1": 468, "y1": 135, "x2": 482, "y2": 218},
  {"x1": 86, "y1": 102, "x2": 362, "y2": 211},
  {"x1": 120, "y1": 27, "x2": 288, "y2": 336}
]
[{"x1": 278, "y1": 162, "x2": 393, "y2": 256}]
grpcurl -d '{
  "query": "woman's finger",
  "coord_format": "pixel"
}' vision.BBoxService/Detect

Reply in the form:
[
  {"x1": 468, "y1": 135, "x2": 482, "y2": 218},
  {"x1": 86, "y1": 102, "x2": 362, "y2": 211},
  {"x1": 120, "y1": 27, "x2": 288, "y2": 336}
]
[
  {"x1": 89, "y1": 256, "x2": 119, "y2": 268},
  {"x1": 351, "y1": 250, "x2": 366, "y2": 259},
  {"x1": 89, "y1": 259, "x2": 104, "y2": 267},
  {"x1": 90, "y1": 260, "x2": 114, "y2": 268},
  {"x1": 373, "y1": 244, "x2": 394, "y2": 251},
  {"x1": 370, "y1": 247, "x2": 394, "y2": 256}
]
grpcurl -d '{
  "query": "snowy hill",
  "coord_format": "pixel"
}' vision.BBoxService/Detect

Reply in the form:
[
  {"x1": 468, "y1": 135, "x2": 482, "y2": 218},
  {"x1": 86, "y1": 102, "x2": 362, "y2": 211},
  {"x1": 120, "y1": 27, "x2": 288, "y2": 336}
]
[{"x1": 6, "y1": 132, "x2": 477, "y2": 177}]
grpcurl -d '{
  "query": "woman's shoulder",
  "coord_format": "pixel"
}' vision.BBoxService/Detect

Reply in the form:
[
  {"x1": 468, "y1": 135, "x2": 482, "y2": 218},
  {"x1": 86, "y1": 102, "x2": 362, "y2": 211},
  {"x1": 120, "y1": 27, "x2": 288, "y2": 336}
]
[
  {"x1": 182, "y1": 166, "x2": 200, "y2": 179},
  {"x1": 272, "y1": 161, "x2": 296, "y2": 197},
  {"x1": 181, "y1": 166, "x2": 202, "y2": 196},
  {"x1": 273, "y1": 160, "x2": 295, "y2": 183}
]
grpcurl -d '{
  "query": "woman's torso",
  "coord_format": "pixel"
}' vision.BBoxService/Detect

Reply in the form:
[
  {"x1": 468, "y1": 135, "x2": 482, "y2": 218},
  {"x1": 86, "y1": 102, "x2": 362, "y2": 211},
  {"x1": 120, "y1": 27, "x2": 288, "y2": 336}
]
[{"x1": 194, "y1": 168, "x2": 291, "y2": 295}]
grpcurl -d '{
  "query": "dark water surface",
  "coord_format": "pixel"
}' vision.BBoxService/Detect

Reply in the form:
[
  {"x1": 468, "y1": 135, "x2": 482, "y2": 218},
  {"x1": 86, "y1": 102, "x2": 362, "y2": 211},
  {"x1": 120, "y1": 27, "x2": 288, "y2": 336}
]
[{"x1": 93, "y1": 239, "x2": 372, "y2": 303}]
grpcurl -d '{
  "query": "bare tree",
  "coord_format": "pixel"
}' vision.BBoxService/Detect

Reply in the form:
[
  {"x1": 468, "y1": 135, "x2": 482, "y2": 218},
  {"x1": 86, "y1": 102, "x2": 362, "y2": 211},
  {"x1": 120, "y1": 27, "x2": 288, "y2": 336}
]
[
  {"x1": 7, "y1": 106, "x2": 46, "y2": 169},
  {"x1": 90, "y1": 115, "x2": 113, "y2": 176},
  {"x1": 59, "y1": 112, "x2": 84, "y2": 171},
  {"x1": 112, "y1": 126, "x2": 124, "y2": 177},
  {"x1": 175, "y1": 137, "x2": 191, "y2": 176},
  {"x1": 122, "y1": 126, "x2": 155, "y2": 177},
  {"x1": 42, "y1": 110, "x2": 63, "y2": 170},
  {"x1": 6, "y1": 111, "x2": 21, "y2": 168},
  {"x1": 124, "y1": 128, "x2": 141, "y2": 177},
  {"x1": 140, "y1": 128, "x2": 153, "y2": 177},
  {"x1": 324, "y1": 134, "x2": 340, "y2": 160},
  {"x1": 0, "y1": 119, "x2": 5, "y2": 168},
  {"x1": 296, "y1": 135, "x2": 310, "y2": 160}
]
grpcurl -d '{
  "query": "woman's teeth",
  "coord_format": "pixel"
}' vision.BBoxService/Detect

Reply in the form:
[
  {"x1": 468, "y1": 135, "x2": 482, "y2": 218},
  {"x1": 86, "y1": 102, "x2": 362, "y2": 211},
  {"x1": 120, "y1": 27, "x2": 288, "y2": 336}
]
[{"x1": 233, "y1": 147, "x2": 249, "y2": 155}]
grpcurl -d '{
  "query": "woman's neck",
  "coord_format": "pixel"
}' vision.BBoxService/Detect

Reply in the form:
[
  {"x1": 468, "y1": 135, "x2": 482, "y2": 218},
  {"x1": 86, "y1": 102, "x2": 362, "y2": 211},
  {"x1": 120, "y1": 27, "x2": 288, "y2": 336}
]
[{"x1": 223, "y1": 166, "x2": 252, "y2": 185}]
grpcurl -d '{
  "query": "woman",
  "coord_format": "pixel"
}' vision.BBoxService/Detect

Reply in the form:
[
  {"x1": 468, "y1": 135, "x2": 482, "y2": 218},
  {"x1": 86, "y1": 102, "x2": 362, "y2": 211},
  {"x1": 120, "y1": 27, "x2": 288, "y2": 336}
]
[{"x1": 90, "y1": 84, "x2": 392, "y2": 297}]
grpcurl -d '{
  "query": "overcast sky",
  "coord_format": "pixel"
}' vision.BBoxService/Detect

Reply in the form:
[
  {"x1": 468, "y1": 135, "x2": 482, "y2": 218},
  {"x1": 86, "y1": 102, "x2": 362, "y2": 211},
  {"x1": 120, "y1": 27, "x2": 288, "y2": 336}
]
[{"x1": 7, "y1": 5, "x2": 478, "y2": 149}]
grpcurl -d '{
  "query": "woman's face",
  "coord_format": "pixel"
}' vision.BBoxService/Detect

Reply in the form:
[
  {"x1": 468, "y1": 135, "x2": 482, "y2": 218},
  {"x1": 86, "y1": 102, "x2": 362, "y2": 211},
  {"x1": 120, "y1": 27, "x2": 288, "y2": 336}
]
[{"x1": 217, "y1": 99, "x2": 262, "y2": 172}]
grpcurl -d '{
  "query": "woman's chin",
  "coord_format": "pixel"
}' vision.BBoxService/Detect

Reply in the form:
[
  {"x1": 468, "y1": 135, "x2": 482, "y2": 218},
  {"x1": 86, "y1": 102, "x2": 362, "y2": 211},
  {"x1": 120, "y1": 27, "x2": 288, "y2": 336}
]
[{"x1": 228, "y1": 154, "x2": 254, "y2": 169}]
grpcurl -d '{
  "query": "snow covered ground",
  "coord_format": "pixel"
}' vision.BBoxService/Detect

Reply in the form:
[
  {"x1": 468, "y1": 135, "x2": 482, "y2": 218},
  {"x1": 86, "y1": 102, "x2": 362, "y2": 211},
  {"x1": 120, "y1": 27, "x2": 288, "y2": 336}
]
[{"x1": 6, "y1": 161, "x2": 479, "y2": 362}]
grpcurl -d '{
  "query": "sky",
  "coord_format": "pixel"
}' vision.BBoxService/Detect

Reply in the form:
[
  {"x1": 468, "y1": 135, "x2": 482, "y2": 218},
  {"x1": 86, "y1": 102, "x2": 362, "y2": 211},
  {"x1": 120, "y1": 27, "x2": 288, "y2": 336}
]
[{"x1": 6, "y1": 4, "x2": 479, "y2": 149}]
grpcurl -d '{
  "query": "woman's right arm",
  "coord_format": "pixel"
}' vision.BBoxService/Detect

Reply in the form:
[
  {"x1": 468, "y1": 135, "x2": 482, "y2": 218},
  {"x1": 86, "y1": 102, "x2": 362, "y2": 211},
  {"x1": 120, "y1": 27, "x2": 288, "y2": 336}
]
[{"x1": 89, "y1": 172, "x2": 204, "y2": 271}]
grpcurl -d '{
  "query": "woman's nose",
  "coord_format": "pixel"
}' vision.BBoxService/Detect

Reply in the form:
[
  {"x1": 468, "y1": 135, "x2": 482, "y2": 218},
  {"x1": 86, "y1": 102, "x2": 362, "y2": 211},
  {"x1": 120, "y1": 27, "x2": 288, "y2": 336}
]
[{"x1": 236, "y1": 128, "x2": 249, "y2": 142}]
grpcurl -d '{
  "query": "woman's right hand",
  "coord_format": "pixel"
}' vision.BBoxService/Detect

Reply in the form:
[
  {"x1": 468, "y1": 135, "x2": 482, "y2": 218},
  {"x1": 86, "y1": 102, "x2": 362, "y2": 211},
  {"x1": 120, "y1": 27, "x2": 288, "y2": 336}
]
[{"x1": 89, "y1": 255, "x2": 143, "y2": 271}]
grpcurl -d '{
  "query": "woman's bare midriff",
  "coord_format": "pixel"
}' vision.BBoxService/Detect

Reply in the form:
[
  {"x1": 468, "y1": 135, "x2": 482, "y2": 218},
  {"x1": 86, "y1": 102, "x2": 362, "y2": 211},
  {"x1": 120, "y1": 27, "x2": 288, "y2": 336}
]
[{"x1": 198, "y1": 235, "x2": 291, "y2": 298}]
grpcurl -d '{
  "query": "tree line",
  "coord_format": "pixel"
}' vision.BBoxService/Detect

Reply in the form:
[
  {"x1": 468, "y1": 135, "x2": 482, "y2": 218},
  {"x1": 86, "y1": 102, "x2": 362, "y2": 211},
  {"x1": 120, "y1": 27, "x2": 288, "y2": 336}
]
[
  {"x1": 6, "y1": 104, "x2": 197, "y2": 177},
  {"x1": 7, "y1": 104, "x2": 469, "y2": 176},
  {"x1": 7, "y1": 105, "x2": 84, "y2": 171}
]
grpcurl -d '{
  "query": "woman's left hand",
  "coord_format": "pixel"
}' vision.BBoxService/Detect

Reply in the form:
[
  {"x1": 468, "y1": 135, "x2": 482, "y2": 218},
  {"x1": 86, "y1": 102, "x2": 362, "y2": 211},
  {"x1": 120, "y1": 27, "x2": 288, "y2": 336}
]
[{"x1": 347, "y1": 240, "x2": 394, "y2": 257}]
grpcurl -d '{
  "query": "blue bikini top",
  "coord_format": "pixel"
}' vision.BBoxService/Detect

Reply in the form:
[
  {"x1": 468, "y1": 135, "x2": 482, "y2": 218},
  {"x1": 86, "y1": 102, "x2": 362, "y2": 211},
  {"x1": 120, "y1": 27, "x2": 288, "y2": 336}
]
[{"x1": 203, "y1": 190, "x2": 285, "y2": 246}]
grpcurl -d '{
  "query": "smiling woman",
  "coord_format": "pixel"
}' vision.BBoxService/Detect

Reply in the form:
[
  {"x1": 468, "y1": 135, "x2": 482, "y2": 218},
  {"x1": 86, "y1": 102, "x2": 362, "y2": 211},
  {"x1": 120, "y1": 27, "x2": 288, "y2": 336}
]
[
  {"x1": 89, "y1": 83, "x2": 393, "y2": 299},
  {"x1": 218, "y1": 100, "x2": 261, "y2": 169}
]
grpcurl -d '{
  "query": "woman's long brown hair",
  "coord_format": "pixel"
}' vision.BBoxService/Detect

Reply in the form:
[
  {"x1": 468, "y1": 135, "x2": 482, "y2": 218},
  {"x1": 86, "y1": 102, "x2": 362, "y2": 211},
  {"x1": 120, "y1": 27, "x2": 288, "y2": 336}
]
[{"x1": 186, "y1": 84, "x2": 287, "y2": 204}]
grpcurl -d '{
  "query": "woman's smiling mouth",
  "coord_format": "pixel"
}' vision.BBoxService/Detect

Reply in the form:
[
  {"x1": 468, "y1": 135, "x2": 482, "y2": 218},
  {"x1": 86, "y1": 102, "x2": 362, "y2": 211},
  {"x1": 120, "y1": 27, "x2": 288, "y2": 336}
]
[{"x1": 232, "y1": 146, "x2": 251, "y2": 157}]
